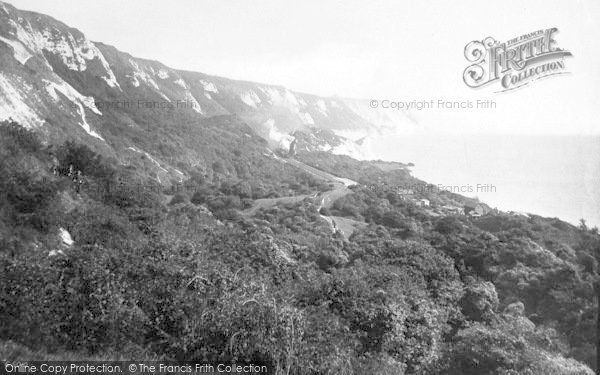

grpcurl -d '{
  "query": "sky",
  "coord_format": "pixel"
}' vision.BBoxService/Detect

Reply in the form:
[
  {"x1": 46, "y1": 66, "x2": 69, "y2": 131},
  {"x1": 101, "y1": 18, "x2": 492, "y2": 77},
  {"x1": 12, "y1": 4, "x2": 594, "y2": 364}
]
[{"x1": 6, "y1": 0, "x2": 600, "y2": 135}]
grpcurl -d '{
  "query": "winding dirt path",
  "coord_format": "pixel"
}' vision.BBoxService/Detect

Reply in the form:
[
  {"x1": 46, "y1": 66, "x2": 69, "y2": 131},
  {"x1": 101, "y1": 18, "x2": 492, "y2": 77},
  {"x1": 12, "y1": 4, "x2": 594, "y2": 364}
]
[{"x1": 242, "y1": 154, "x2": 364, "y2": 239}]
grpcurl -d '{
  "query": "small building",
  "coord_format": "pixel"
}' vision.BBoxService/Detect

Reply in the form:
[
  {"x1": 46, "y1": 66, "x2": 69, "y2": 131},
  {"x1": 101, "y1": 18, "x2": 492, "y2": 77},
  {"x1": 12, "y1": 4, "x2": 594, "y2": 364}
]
[
  {"x1": 442, "y1": 205, "x2": 464, "y2": 215},
  {"x1": 415, "y1": 198, "x2": 430, "y2": 207},
  {"x1": 397, "y1": 188, "x2": 414, "y2": 196},
  {"x1": 465, "y1": 203, "x2": 487, "y2": 217}
]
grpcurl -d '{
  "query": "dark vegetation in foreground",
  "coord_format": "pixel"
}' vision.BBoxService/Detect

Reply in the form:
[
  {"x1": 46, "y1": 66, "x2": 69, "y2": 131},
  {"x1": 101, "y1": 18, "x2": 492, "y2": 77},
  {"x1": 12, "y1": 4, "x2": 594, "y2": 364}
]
[{"x1": 0, "y1": 120, "x2": 598, "y2": 374}]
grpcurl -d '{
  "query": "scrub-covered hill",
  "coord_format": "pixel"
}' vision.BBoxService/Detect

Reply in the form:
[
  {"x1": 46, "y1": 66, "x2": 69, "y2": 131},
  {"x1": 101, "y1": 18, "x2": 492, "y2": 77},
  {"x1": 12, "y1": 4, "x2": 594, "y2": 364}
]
[
  {"x1": 0, "y1": 1, "x2": 598, "y2": 373},
  {"x1": 1, "y1": 120, "x2": 598, "y2": 374}
]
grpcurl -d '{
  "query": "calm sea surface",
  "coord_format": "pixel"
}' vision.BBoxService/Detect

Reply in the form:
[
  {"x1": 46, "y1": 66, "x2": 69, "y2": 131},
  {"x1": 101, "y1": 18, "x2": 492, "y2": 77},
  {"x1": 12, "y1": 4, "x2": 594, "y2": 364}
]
[{"x1": 368, "y1": 134, "x2": 600, "y2": 227}]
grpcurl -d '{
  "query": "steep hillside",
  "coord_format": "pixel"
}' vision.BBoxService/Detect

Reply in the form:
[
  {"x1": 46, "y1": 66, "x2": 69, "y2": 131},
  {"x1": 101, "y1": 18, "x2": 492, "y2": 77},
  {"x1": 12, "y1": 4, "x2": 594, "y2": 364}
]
[
  {"x1": 0, "y1": 0, "x2": 415, "y2": 177},
  {"x1": 1, "y1": 120, "x2": 598, "y2": 374}
]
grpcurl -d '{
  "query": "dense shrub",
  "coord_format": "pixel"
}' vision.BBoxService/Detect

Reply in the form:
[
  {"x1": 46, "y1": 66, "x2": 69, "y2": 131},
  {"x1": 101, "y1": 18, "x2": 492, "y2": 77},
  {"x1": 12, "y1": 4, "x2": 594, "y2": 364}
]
[
  {"x1": 0, "y1": 122, "x2": 597, "y2": 372},
  {"x1": 56, "y1": 141, "x2": 114, "y2": 180},
  {"x1": 0, "y1": 166, "x2": 60, "y2": 233},
  {"x1": 0, "y1": 247, "x2": 146, "y2": 353},
  {"x1": 0, "y1": 120, "x2": 43, "y2": 152}
]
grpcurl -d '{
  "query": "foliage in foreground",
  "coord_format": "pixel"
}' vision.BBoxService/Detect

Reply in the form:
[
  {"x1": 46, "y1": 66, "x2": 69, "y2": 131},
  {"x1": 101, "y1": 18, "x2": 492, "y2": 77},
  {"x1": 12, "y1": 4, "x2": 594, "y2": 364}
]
[{"x1": 0, "y1": 122, "x2": 598, "y2": 374}]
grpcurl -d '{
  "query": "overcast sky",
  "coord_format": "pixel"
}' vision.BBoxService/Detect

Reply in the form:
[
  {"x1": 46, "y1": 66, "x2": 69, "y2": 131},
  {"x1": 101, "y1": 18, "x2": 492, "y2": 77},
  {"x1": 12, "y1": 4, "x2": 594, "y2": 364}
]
[{"x1": 7, "y1": 0, "x2": 600, "y2": 134}]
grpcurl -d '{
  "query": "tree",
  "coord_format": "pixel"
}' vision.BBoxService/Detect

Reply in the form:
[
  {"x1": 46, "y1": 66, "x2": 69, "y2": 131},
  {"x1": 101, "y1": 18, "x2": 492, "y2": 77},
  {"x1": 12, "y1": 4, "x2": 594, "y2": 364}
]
[{"x1": 459, "y1": 279, "x2": 499, "y2": 323}]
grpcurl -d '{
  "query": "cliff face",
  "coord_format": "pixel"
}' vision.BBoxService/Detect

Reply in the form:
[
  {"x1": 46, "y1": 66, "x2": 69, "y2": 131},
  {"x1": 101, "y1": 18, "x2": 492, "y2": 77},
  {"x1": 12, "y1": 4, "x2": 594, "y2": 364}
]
[{"x1": 0, "y1": 0, "x2": 415, "y2": 179}]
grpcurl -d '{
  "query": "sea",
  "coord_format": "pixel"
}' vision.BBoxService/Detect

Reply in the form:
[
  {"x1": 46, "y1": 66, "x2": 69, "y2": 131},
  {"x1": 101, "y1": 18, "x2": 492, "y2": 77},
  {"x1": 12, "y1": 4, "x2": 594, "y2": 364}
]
[{"x1": 367, "y1": 134, "x2": 600, "y2": 228}]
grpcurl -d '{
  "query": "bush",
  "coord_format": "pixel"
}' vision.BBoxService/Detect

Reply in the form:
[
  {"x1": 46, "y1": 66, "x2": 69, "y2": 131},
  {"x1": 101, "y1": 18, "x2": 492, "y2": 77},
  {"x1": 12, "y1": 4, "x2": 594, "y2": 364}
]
[
  {"x1": 56, "y1": 141, "x2": 114, "y2": 180},
  {"x1": 5, "y1": 172, "x2": 56, "y2": 215},
  {"x1": 439, "y1": 323, "x2": 532, "y2": 375},
  {"x1": 459, "y1": 280, "x2": 499, "y2": 323},
  {"x1": 0, "y1": 247, "x2": 146, "y2": 353},
  {"x1": 190, "y1": 187, "x2": 212, "y2": 205},
  {"x1": 0, "y1": 166, "x2": 60, "y2": 233},
  {"x1": 434, "y1": 216, "x2": 463, "y2": 235},
  {"x1": 66, "y1": 205, "x2": 136, "y2": 249},
  {"x1": 0, "y1": 120, "x2": 43, "y2": 152},
  {"x1": 169, "y1": 193, "x2": 188, "y2": 205}
]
